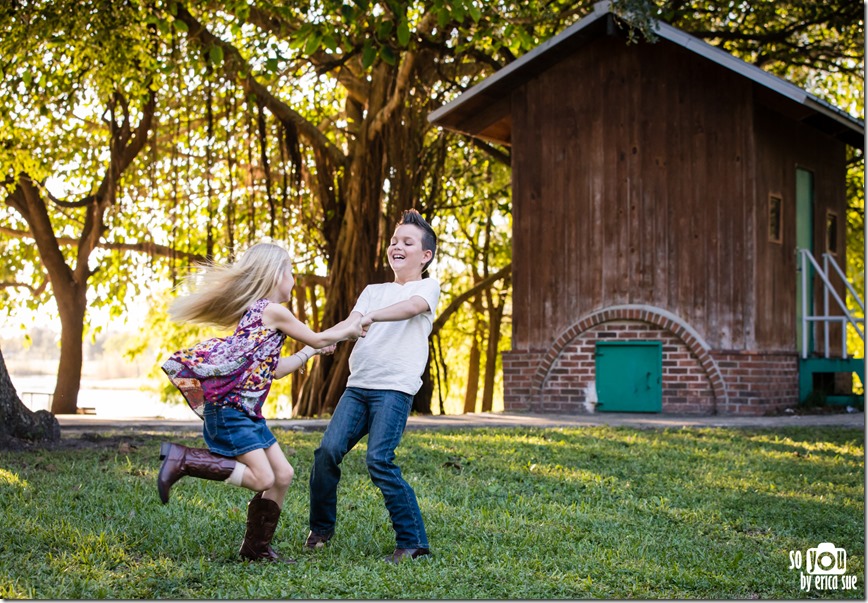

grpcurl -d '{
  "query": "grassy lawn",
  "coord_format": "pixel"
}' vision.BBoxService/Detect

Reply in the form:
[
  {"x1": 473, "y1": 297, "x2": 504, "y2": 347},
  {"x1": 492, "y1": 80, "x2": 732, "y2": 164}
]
[{"x1": 0, "y1": 425, "x2": 863, "y2": 599}]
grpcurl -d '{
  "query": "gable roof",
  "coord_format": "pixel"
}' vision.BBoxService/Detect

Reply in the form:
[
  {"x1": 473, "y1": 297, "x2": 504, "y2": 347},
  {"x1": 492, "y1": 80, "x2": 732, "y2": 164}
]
[{"x1": 428, "y1": 0, "x2": 864, "y2": 149}]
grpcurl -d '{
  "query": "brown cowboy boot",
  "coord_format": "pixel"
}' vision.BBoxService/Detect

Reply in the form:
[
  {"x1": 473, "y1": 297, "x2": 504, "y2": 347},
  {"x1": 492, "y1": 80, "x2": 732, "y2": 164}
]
[
  {"x1": 157, "y1": 442, "x2": 237, "y2": 504},
  {"x1": 239, "y1": 492, "x2": 295, "y2": 563}
]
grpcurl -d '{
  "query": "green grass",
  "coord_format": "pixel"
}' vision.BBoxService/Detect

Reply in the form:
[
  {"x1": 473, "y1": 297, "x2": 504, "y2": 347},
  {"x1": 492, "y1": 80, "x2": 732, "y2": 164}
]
[{"x1": 0, "y1": 425, "x2": 863, "y2": 599}]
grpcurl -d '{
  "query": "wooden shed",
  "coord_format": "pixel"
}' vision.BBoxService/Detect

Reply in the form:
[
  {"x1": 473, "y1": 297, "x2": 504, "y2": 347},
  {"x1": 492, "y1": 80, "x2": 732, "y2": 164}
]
[{"x1": 429, "y1": 1, "x2": 864, "y2": 415}]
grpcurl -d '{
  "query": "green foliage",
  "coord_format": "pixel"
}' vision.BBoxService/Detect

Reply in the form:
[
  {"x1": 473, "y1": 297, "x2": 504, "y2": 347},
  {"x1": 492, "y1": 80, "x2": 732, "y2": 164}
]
[
  {"x1": 0, "y1": 0, "x2": 162, "y2": 324},
  {"x1": 0, "y1": 0, "x2": 156, "y2": 180},
  {"x1": 661, "y1": 0, "x2": 863, "y2": 88},
  {"x1": 431, "y1": 138, "x2": 512, "y2": 412},
  {"x1": 844, "y1": 154, "x2": 865, "y2": 363},
  {"x1": 0, "y1": 0, "x2": 863, "y2": 415},
  {"x1": 0, "y1": 426, "x2": 863, "y2": 598}
]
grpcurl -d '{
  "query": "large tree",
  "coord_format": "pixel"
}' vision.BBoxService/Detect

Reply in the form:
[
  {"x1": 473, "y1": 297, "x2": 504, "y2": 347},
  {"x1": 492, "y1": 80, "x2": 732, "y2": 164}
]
[
  {"x1": 161, "y1": 0, "x2": 594, "y2": 415},
  {"x1": 0, "y1": 0, "x2": 163, "y2": 414},
  {"x1": 0, "y1": 347, "x2": 59, "y2": 446},
  {"x1": 165, "y1": 0, "x2": 777, "y2": 414},
  {"x1": 0, "y1": 0, "x2": 862, "y2": 421}
]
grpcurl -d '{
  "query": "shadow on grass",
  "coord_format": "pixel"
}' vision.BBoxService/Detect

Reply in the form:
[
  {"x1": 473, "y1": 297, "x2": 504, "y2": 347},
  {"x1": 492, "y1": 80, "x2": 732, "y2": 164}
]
[{"x1": 0, "y1": 425, "x2": 863, "y2": 599}]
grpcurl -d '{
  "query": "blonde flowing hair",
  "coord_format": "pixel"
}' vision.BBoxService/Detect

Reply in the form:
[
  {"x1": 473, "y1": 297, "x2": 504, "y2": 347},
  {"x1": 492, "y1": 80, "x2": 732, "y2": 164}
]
[{"x1": 168, "y1": 243, "x2": 292, "y2": 329}]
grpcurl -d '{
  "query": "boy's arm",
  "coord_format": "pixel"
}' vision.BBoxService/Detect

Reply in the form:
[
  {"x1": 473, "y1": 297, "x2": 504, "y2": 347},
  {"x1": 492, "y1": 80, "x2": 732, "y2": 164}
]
[
  {"x1": 263, "y1": 303, "x2": 362, "y2": 347},
  {"x1": 274, "y1": 309, "x2": 365, "y2": 380},
  {"x1": 361, "y1": 296, "x2": 430, "y2": 328}
]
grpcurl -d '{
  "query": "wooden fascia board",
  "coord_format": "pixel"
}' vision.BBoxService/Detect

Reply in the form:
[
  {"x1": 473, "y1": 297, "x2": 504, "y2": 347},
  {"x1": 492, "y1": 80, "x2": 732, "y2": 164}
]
[{"x1": 427, "y1": 2, "x2": 612, "y2": 135}]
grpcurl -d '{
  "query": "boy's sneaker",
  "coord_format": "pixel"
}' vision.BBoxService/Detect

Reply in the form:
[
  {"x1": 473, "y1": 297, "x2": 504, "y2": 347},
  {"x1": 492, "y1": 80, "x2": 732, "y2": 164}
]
[
  {"x1": 304, "y1": 530, "x2": 333, "y2": 550},
  {"x1": 384, "y1": 548, "x2": 431, "y2": 563}
]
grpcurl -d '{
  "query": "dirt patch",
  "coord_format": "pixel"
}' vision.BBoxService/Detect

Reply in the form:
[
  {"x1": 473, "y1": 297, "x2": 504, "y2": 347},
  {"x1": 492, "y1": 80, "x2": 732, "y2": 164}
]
[{"x1": 0, "y1": 430, "x2": 193, "y2": 452}]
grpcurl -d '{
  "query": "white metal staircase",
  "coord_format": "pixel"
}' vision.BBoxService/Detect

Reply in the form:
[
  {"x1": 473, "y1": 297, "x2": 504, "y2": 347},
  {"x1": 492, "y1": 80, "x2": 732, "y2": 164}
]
[{"x1": 797, "y1": 248, "x2": 865, "y2": 405}]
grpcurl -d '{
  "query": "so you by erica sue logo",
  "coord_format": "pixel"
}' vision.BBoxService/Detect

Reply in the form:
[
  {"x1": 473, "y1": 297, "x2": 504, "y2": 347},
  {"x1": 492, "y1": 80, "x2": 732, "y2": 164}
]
[{"x1": 789, "y1": 542, "x2": 858, "y2": 592}]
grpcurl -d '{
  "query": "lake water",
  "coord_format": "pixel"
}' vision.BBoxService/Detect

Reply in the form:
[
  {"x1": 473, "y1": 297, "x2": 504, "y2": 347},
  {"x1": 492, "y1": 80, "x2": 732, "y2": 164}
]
[{"x1": 11, "y1": 374, "x2": 193, "y2": 419}]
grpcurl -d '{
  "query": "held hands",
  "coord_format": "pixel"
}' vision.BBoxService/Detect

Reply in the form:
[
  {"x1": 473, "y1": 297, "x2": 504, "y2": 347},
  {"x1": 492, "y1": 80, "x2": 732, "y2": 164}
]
[
  {"x1": 345, "y1": 313, "x2": 365, "y2": 341},
  {"x1": 334, "y1": 313, "x2": 372, "y2": 342},
  {"x1": 316, "y1": 344, "x2": 337, "y2": 356}
]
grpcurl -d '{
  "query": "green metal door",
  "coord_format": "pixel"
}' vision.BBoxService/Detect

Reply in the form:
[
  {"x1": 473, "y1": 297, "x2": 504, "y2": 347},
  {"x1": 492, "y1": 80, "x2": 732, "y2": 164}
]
[
  {"x1": 595, "y1": 341, "x2": 662, "y2": 412},
  {"x1": 796, "y1": 168, "x2": 814, "y2": 353}
]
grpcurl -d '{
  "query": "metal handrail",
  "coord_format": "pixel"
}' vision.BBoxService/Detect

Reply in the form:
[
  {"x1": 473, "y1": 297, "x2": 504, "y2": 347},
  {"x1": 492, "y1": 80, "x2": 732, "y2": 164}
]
[
  {"x1": 798, "y1": 248, "x2": 865, "y2": 359},
  {"x1": 824, "y1": 253, "x2": 865, "y2": 313}
]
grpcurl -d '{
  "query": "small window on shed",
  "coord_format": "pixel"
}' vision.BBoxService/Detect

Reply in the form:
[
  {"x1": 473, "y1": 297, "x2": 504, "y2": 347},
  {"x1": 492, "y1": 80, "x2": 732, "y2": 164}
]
[
  {"x1": 768, "y1": 194, "x2": 783, "y2": 244},
  {"x1": 826, "y1": 210, "x2": 839, "y2": 255}
]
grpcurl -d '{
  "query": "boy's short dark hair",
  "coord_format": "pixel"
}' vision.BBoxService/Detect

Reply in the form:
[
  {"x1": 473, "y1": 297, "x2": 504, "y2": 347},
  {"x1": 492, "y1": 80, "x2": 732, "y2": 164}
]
[{"x1": 398, "y1": 209, "x2": 437, "y2": 272}]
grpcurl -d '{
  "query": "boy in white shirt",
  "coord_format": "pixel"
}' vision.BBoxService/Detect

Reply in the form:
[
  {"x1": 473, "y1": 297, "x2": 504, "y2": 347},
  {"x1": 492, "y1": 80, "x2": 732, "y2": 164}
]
[{"x1": 306, "y1": 209, "x2": 439, "y2": 563}]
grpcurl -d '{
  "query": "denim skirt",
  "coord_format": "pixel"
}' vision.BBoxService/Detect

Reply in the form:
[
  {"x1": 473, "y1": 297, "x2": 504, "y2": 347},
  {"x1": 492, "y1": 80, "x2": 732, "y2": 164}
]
[{"x1": 203, "y1": 404, "x2": 277, "y2": 457}]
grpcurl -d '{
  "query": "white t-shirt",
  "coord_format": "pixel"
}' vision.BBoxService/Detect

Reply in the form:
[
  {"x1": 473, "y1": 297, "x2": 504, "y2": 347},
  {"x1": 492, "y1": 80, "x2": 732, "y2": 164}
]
[{"x1": 347, "y1": 278, "x2": 441, "y2": 395}]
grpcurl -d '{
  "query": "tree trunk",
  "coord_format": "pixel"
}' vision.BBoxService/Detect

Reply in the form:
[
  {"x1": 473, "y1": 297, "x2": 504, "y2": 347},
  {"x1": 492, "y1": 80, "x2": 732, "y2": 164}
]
[
  {"x1": 292, "y1": 66, "x2": 393, "y2": 417},
  {"x1": 463, "y1": 330, "x2": 481, "y2": 414},
  {"x1": 463, "y1": 296, "x2": 485, "y2": 413},
  {"x1": 0, "y1": 347, "x2": 60, "y2": 447},
  {"x1": 414, "y1": 352, "x2": 435, "y2": 415},
  {"x1": 481, "y1": 285, "x2": 508, "y2": 413},
  {"x1": 422, "y1": 265, "x2": 513, "y2": 416},
  {"x1": 52, "y1": 284, "x2": 88, "y2": 414},
  {"x1": 293, "y1": 147, "x2": 382, "y2": 416}
]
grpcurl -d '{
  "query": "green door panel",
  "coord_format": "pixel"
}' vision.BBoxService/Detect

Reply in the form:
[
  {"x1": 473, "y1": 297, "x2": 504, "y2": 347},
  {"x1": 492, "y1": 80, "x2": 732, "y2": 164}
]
[
  {"x1": 595, "y1": 341, "x2": 662, "y2": 413},
  {"x1": 795, "y1": 168, "x2": 814, "y2": 353}
]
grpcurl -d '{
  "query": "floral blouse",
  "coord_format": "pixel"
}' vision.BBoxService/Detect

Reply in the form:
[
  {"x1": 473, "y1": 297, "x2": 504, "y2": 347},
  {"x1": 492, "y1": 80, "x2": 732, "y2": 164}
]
[{"x1": 161, "y1": 298, "x2": 286, "y2": 419}]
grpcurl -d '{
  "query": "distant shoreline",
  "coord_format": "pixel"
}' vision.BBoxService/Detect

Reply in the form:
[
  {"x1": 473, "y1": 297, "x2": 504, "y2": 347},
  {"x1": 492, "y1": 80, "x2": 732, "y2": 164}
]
[{"x1": 11, "y1": 374, "x2": 191, "y2": 419}]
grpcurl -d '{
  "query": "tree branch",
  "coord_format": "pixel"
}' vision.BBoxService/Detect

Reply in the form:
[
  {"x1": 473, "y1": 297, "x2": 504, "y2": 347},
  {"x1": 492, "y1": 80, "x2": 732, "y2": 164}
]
[
  {"x1": 0, "y1": 225, "x2": 330, "y2": 287},
  {"x1": 175, "y1": 4, "x2": 346, "y2": 168},
  {"x1": 0, "y1": 278, "x2": 48, "y2": 296},
  {"x1": 0, "y1": 225, "x2": 206, "y2": 263},
  {"x1": 11, "y1": 177, "x2": 74, "y2": 287},
  {"x1": 432, "y1": 263, "x2": 512, "y2": 336},
  {"x1": 368, "y1": 13, "x2": 437, "y2": 142},
  {"x1": 471, "y1": 139, "x2": 511, "y2": 166},
  {"x1": 242, "y1": 4, "x2": 370, "y2": 104}
]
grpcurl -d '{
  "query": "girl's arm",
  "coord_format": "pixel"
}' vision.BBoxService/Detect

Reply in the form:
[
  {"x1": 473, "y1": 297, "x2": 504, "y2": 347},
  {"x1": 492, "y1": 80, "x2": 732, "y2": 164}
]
[
  {"x1": 262, "y1": 303, "x2": 362, "y2": 347},
  {"x1": 274, "y1": 344, "x2": 336, "y2": 380},
  {"x1": 360, "y1": 296, "x2": 430, "y2": 329}
]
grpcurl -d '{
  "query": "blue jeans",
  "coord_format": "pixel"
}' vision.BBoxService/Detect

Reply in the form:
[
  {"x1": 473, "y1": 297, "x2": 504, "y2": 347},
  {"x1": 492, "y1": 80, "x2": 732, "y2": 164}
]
[{"x1": 309, "y1": 387, "x2": 429, "y2": 549}]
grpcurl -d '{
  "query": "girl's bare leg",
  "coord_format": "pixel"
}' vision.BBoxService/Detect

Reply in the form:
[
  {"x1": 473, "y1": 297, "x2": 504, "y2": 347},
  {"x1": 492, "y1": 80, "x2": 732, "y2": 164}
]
[{"x1": 236, "y1": 443, "x2": 294, "y2": 506}]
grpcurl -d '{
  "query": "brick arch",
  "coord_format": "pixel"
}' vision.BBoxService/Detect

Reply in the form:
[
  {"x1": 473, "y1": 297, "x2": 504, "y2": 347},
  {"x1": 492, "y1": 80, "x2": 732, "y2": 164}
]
[{"x1": 531, "y1": 304, "x2": 728, "y2": 408}]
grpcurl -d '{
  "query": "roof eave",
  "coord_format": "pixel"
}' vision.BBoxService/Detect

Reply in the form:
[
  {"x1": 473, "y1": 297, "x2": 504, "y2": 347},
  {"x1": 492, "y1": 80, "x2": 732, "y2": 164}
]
[
  {"x1": 657, "y1": 22, "x2": 864, "y2": 144},
  {"x1": 427, "y1": 1, "x2": 612, "y2": 132},
  {"x1": 428, "y1": 1, "x2": 864, "y2": 149}
]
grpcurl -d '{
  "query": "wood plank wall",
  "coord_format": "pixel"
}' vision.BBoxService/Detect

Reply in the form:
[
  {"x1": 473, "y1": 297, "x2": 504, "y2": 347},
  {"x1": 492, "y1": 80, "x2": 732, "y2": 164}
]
[
  {"x1": 510, "y1": 35, "x2": 848, "y2": 355},
  {"x1": 753, "y1": 105, "x2": 848, "y2": 352}
]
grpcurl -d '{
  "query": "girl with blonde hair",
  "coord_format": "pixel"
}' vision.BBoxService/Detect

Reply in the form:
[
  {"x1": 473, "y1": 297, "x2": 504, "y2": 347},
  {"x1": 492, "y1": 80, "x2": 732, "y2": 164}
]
[{"x1": 158, "y1": 242, "x2": 362, "y2": 563}]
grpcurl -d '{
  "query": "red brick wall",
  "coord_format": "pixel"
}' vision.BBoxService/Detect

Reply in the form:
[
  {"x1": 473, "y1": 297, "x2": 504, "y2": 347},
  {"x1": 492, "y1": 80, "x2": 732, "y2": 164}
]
[
  {"x1": 503, "y1": 308, "x2": 800, "y2": 415},
  {"x1": 712, "y1": 351, "x2": 799, "y2": 415},
  {"x1": 502, "y1": 351, "x2": 545, "y2": 412}
]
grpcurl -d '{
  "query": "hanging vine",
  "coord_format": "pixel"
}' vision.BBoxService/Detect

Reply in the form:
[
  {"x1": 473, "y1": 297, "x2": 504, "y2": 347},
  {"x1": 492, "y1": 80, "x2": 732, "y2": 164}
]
[
  {"x1": 256, "y1": 100, "x2": 276, "y2": 240},
  {"x1": 204, "y1": 72, "x2": 215, "y2": 261},
  {"x1": 244, "y1": 95, "x2": 256, "y2": 246},
  {"x1": 225, "y1": 92, "x2": 237, "y2": 257}
]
